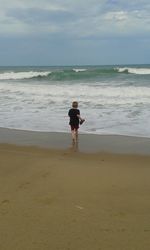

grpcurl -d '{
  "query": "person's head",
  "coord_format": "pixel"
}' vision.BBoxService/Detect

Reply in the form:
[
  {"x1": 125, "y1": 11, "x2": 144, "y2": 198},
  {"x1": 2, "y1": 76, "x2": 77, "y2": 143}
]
[{"x1": 72, "y1": 101, "x2": 78, "y2": 108}]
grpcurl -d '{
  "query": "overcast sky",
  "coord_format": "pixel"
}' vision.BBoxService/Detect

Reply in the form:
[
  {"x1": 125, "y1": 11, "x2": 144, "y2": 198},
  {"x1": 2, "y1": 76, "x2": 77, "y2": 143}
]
[{"x1": 0, "y1": 0, "x2": 150, "y2": 66}]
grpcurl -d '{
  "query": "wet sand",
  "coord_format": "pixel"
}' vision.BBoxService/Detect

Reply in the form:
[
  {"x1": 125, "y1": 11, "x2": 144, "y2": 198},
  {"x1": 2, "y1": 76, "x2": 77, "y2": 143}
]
[
  {"x1": 0, "y1": 127, "x2": 150, "y2": 155},
  {"x1": 0, "y1": 128, "x2": 150, "y2": 249}
]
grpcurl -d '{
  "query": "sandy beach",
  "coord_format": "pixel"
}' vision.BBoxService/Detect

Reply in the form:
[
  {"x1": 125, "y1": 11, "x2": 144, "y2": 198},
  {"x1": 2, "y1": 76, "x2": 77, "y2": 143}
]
[{"x1": 0, "y1": 128, "x2": 150, "y2": 250}]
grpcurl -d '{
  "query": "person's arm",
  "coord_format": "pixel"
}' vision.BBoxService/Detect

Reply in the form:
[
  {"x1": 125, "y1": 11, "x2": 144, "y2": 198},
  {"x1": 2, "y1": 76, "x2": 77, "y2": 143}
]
[
  {"x1": 77, "y1": 114, "x2": 85, "y2": 123},
  {"x1": 77, "y1": 114, "x2": 82, "y2": 120}
]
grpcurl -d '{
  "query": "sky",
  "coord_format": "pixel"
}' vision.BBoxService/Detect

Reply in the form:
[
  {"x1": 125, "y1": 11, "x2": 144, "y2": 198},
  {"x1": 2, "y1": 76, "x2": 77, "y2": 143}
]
[{"x1": 0, "y1": 0, "x2": 150, "y2": 66}]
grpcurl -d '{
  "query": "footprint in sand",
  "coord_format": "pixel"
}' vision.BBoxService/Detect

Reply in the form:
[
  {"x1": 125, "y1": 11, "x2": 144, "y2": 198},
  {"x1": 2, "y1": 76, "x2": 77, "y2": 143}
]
[
  {"x1": 17, "y1": 182, "x2": 30, "y2": 190},
  {"x1": 42, "y1": 172, "x2": 50, "y2": 178},
  {"x1": 1, "y1": 199, "x2": 10, "y2": 205},
  {"x1": 0, "y1": 199, "x2": 10, "y2": 215}
]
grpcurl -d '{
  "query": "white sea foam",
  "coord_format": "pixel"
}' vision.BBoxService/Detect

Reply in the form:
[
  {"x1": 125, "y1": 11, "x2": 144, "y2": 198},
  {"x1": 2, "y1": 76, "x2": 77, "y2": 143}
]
[
  {"x1": 116, "y1": 67, "x2": 150, "y2": 74},
  {"x1": 0, "y1": 82, "x2": 150, "y2": 106},
  {"x1": 0, "y1": 71, "x2": 51, "y2": 80},
  {"x1": 73, "y1": 68, "x2": 87, "y2": 72},
  {"x1": 0, "y1": 69, "x2": 150, "y2": 137}
]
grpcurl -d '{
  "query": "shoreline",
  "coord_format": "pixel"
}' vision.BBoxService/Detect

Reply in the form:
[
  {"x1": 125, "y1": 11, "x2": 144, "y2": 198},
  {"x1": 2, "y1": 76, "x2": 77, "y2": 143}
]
[{"x1": 0, "y1": 127, "x2": 150, "y2": 155}]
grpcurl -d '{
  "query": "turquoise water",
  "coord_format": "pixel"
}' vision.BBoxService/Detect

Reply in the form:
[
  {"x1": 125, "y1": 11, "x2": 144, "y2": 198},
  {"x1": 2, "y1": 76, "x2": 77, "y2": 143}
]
[
  {"x1": 1, "y1": 64, "x2": 150, "y2": 83},
  {"x1": 0, "y1": 64, "x2": 150, "y2": 137}
]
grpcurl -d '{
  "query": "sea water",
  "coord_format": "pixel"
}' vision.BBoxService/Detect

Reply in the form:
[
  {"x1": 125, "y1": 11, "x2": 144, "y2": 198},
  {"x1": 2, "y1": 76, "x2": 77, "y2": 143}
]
[{"x1": 0, "y1": 65, "x2": 150, "y2": 137}]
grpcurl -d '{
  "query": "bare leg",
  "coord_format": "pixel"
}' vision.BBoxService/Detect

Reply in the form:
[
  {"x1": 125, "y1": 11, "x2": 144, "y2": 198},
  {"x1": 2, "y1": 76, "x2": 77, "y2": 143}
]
[
  {"x1": 71, "y1": 130, "x2": 76, "y2": 142},
  {"x1": 71, "y1": 129, "x2": 78, "y2": 143},
  {"x1": 74, "y1": 129, "x2": 78, "y2": 142}
]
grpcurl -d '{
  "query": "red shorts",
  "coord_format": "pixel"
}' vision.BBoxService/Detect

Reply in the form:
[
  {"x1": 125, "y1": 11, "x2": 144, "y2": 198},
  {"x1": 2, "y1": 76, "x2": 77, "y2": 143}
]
[{"x1": 70, "y1": 125, "x2": 79, "y2": 131}]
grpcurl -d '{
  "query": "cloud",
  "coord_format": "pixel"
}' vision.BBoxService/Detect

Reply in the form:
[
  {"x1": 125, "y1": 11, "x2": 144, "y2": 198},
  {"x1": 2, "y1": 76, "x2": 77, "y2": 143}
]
[
  {"x1": 0, "y1": 0, "x2": 150, "y2": 39},
  {"x1": 0, "y1": 0, "x2": 70, "y2": 35}
]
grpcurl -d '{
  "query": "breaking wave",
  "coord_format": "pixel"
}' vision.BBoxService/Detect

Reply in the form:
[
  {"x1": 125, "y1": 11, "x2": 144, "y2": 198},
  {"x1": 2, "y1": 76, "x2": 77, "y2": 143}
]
[
  {"x1": 0, "y1": 66, "x2": 150, "y2": 81},
  {"x1": 0, "y1": 71, "x2": 51, "y2": 80},
  {"x1": 116, "y1": 67, "x2": 150, "y2": 75}
]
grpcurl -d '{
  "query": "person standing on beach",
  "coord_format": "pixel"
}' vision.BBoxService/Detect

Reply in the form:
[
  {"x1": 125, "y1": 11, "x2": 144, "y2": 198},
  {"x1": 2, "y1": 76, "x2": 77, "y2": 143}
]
[{"x1": 68, "y1": 101, "x2": 85, "y2": 143}]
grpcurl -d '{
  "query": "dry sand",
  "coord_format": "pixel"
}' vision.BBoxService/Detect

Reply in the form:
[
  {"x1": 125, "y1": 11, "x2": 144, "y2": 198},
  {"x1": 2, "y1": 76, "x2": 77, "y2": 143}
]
[{"x1": 0, "y1": 139, "x2": 150, "y2": 250}]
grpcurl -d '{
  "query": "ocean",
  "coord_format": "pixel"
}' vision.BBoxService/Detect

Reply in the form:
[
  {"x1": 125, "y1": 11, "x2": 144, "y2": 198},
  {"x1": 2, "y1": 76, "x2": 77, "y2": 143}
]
[{"x1": 0, "y1": 64, "x2": 150, "y2": 137}]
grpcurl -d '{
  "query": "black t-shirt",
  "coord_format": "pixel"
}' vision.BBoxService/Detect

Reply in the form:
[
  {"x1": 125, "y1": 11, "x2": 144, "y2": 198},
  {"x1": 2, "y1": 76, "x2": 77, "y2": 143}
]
[{"x1": 68, "y1": 108, "x2": 80, "y2": 126}]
